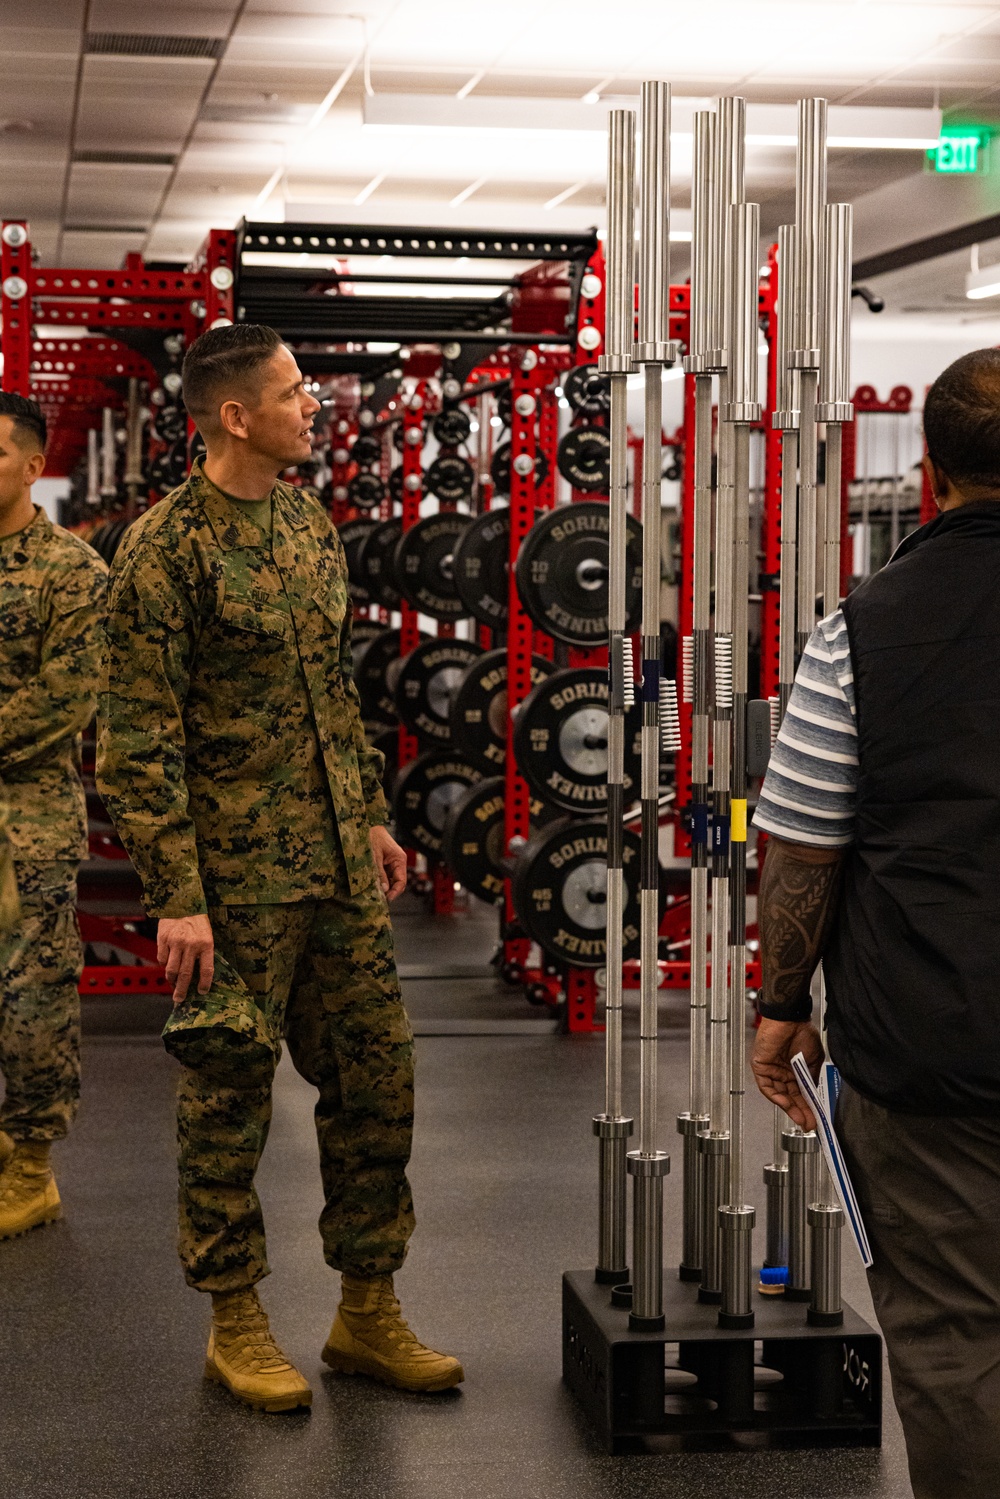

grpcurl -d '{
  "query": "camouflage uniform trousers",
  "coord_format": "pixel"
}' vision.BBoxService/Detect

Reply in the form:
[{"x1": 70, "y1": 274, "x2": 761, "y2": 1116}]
[
  {"x1": 0, "y1": 861, "x2": 83, "y2": 1143},
  {"x1": 177, "y1": 876, "x2": 415, "y2": 1293}
]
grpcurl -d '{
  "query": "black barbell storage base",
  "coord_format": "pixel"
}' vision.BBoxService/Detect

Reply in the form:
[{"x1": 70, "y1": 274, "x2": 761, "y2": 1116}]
[{"x1": 561, "y1": 1270, "x2": 881, "y2": 1454}]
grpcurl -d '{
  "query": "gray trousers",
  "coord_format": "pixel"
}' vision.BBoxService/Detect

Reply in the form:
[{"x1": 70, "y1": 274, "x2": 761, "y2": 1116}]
[{"x1": 837, "y1": 1082, "x2": 1000, "y2": 1499}]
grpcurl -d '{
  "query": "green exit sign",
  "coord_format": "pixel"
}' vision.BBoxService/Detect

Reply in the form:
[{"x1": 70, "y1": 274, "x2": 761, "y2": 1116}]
[{"x1": 934, "y1": 131, "x2": 987, "y2": 174}]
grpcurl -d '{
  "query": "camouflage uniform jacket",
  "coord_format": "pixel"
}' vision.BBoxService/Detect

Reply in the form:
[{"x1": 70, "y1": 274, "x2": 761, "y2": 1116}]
[
  {"x1": 96, "y1": 463, "x2": 388, "y2": 919},
  {"x1": 0, "y1": 507, "x2": 107, "y2": 862}
]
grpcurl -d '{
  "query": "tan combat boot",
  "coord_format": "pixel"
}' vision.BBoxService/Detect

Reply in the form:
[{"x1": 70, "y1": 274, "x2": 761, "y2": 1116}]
[
  {"x1": 0, "y1": 1129, "x2": 13, "y2": 1172},
  {"x1": 322, "y1": 1273, "x2": 464, "y2": 1393},
  {"x1": 205, "y1": 1287, "x2": 312, "y2": 1413},
  {"x1": 0, "y1": 1141, "x2": 61, "y2": 1241}
]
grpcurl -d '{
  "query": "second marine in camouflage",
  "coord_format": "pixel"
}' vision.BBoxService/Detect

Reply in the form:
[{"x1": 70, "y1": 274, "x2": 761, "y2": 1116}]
[{"x1": 0, "y1": 392, "x2": 107, "y2": 1244}]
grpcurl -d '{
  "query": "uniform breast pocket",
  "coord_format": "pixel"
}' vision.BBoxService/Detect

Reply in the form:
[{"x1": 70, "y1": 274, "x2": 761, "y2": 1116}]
[
  {"x1": 300, "y1": 579, "x2": 348, "y2": 670},
  {"x1": 214, "y1": 598, "x2": 292, "y2": 688},
  {"x1": 312, "y1": 576, "x2": 347, "y2": 634},
  {"x1": 220, "y1": 597, "x2": 289, "y2": 641},
  {"x1": 0, "y1": 598, "x2": 41, "y2": 681}
]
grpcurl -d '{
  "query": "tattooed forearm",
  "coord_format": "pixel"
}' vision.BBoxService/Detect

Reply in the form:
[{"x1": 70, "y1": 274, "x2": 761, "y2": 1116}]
[{"x1": 757, "y1": 836, "x2": 847, "y2": 1018}]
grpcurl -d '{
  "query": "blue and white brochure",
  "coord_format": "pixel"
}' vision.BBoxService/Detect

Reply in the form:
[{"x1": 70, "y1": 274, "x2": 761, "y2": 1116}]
[{"x1": 791, "y1": 1052, "x2": 873, "y2": 1269}]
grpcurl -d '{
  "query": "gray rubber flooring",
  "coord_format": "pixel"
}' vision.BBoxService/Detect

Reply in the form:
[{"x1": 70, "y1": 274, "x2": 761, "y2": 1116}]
[{"x1": 0, "y1": 893, "x2": 913, "y2": 1498}]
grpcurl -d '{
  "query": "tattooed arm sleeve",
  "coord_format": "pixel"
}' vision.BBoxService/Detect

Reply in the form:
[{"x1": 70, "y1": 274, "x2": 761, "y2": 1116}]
[
  {"x1": 96, "y1": 549, "x2": 207, "y2": 920},
  {"x1": 756, "y1": 834, "x2": 847, "y2": 1021},
  {"x1": 0, "y1": 566, "x2": 107, "y2": 769},
  {"x1": 332, "y1": 532, "x2": 389, "y2": 827}
]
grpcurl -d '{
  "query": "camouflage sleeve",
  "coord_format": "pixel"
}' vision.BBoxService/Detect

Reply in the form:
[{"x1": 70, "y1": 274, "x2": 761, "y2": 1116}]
[
  {"x1": 332, "y1": 532, "x2": 389, "y2": 827},
  {"x1": 0, "y1": 787, "x2": 20, "y2": 942},
  {"x1": 96, "y1": 546, "x2": 207, "y2": 919},
  {"x1": 0, "y1": 557, "x2": 106, "y2": 770}
]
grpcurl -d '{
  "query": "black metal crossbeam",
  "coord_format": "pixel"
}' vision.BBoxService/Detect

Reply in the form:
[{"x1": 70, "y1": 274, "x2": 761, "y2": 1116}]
[{"x1": 237, "y1": 221, "x2": 598, "y2": 263}]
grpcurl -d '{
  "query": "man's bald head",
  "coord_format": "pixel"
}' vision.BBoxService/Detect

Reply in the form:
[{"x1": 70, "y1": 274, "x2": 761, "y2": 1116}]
[{"x1": 924, "y1": 348, "x2": 1000, "y2": 495}]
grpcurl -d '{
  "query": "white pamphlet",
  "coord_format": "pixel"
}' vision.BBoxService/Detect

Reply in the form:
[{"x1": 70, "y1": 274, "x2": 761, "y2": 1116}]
[{"x1": 791, "y1": 1052, "x2": 873, "y2": 1269}]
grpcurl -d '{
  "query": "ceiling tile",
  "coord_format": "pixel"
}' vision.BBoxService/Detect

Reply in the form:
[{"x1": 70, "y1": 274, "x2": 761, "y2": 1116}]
[
  {"x1": 59, "y1": 228, "x2": 146, "y2": 268},
  {"x1": 65, "y1": 162, "x2": 172, "y2": 226},
  {"x1": 87, "y1": 3, "x2": 238, "y2": 37},
  {"x1": 79, "y1": 53, "x2": 214, "y2": 89},
  {"x1": 74, "y1": 56, "x2": 210, "y2": 151},
  {"x1": 0, "y1": 165, "x2": 68, "y2": 220}
]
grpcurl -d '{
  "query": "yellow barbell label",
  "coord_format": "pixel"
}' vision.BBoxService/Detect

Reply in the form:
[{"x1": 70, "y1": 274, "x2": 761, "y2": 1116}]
[{"x1": 731, "y1": 798, "x2": 748, "y2": 842}]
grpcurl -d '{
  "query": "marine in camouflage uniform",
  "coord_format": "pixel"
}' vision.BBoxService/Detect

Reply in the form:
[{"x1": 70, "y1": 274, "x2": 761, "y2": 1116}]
[
  {"x1": 96, "y1": 460, "x2": 415, "y2": 1292},
  {"x1": 0, "y1": 509, "x2": 106, "y2": 1151}
]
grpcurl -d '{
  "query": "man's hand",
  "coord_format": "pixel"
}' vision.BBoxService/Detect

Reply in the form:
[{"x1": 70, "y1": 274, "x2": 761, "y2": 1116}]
[
  {"x1": 370, "y1": 825, "x2": 407, "y2": 900},
  {"x1": 157, "y1": 914, "x2": 215, "y2": 1005},
  {"x1": 751, "y1": 1017, "x2": 825, "y2": 1132}
]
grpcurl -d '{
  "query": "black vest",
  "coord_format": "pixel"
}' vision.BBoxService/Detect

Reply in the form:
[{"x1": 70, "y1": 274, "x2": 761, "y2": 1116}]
[{"x1": 826, "y1": 502, "x2": 1000, "y2": 1114}]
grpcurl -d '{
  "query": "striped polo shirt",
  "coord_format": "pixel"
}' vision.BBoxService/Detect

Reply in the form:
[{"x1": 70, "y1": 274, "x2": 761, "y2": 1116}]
[{"x1": 752, "y1": 609, "x2": 859, "y2": 847}]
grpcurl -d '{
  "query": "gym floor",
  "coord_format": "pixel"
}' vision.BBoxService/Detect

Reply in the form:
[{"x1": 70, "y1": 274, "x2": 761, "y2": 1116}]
[{"x1": 0, "y1": 895, "x2": 914, "y2": 1499}]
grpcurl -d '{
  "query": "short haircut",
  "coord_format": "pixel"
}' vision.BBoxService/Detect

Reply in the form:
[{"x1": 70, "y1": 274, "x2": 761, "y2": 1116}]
[
  {"x1": 0, "y1": 391, "x2": 46, "y2": 452},
  {"x1": 181, "y1": 323, "x2": 284, "y2": 430},
  {"x1": 923, "y1": 348, "x2": 1000, "y2": 490}
]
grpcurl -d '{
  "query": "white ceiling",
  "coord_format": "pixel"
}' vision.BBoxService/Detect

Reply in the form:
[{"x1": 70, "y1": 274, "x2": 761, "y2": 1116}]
[{"x1": 2, "y1": 1, "x2": 1000, "y2": 312}]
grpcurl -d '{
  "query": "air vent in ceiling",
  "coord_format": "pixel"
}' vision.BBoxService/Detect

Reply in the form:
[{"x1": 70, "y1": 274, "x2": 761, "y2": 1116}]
[
  {"x1": 202, "y1": 104, "x2": 311, "y2": 126},
  {"x1": 84, "y1": 32, "x2": 225, "y2": 60},
  {"x1": 64, "y1": 224, "x2": 147, "y2": 235},
  {"x1": 73, "y1": 150, "x2": 177, "y2": 167}
]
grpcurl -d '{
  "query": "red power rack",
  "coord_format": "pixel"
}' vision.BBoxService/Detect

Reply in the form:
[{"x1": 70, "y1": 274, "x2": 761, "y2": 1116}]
[
  {"x1": 0, "y1": 220, "x2": 240, "y2": 997},
  {"x1": 1, "y1": 221, "x2": 851, "y2": 1026}
]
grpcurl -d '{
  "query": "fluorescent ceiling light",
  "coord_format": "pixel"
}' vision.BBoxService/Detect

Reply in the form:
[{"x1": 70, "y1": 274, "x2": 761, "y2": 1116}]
[
  {"x1": 450, "y1": 176, "x2": 487, "y2": 206},
  {"x1": 353, "y1": 172, "x2": 385, "y2": 205},
  {"x1": 543, "y1": 182, "x2": 586, "y2": 210},
  {"x1": 456, "y1": 69, "x2": 485, "y2": 100},
  {"x1": 966, "y1": 261, "x2": 1000, "y2": 300},
  {"x1": 581, "y1": 76, "x2": 615, "y2": 106},
  {"x1": 749, "y1": 134, "x2": 939, "y2": 150},
  {"x1": 363, "y1": 94, "x2": 941, "y2": 151}
]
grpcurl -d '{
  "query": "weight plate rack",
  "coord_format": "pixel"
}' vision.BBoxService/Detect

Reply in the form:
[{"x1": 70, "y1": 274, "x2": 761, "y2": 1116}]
[
  {"x1": 392, "y1": 750, "x2": 482, "y2": 861},
  {"x1": 510, "y1": 818, "x2": 643, "y2": 968},
  {"x1": 338, "y1": 516, "x2": 379, "y2": 605},
  {"x1": 358, "y1": 516, "x2": 404, "y2": 611},
  {"x1": 514, "y1": 501, "x2": 643, "y2": 646},
  {"x1": 450, "y1": 649, "x2": 555, "y2": 773},
  {"x1": 227, "y1": 217, "x2": 680, "y2": 1020},
  {"x1": 452, "y1": 508, "x2": 514, "y2": 629},
  {"x1": 394, "y1": 638, "x2": 485, "y2": 746},
  {"x1": 441, "y1": 777, "x2": 557, "y2": 906},
  {"x1": 512, "y1": 667, "x2": 642, "y2": 814}
]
